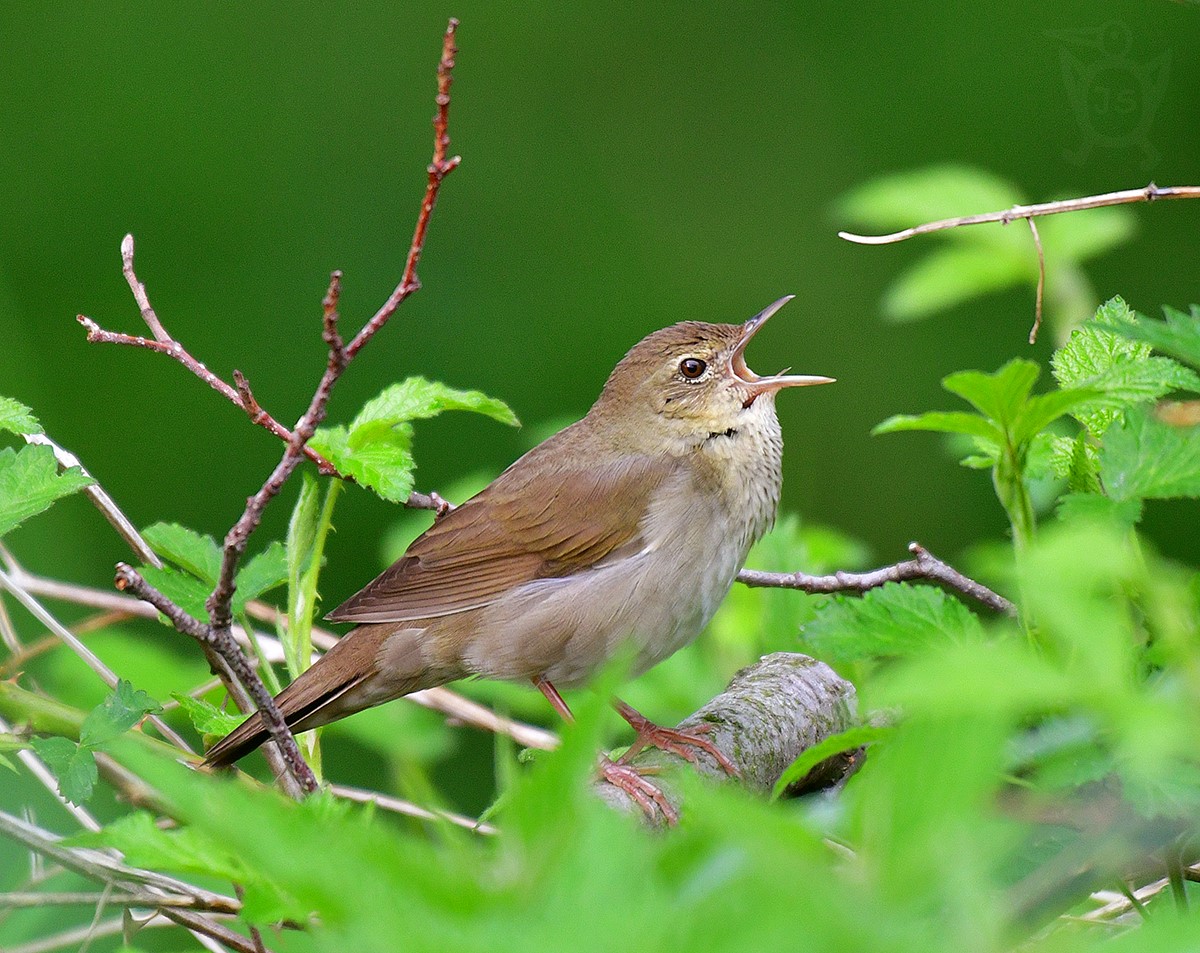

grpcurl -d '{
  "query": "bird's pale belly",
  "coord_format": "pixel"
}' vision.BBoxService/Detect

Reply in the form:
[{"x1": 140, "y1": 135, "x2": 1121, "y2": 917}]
[{"x1": 460, "y1": 507, "x2": 754, "y2": 688}]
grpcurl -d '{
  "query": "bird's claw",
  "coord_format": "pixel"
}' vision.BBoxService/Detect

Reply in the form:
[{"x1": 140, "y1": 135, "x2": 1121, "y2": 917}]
[{"x1": 599, "y1": 756, "x2": 679, "y2": 825}]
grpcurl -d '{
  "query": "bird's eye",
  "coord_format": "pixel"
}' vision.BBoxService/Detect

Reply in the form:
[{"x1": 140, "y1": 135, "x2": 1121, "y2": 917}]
[{"x1": 679, "y1": 357, "x2": 707, "y2": 380}]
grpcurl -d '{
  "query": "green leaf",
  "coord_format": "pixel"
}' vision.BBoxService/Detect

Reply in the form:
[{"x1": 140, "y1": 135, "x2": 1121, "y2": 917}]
[
  {"x1": 80, "y1": 680, "x2": 161, "y2": 747},
  {"x1": 1103, "y1": 303, "x2": 1200, "y2": 371},
  {"x1": 170, "y1": 693, "x2": 246, "y2": 737},
  {"x1": 31, "y1": 736, "x2": 98, "y2": 804},
  {"x1": 353, "y1": 376, "x2": 520, "y2": 429},
  {"x1": 311, "y1": 421, "x2": 416, "y2": 503},
  {"x1": 799, "y1": 583, "x2": 986, "y2": 665},
  {"x1": 943, "y1": 360, "x2": 1040, "y2": 429},
  {"x1": 872, "y1": 411, "x2": 1002, "y2": 444},
  {"x1": 838, "y1": 165, "x2": 1025, "y2": 247},
  {"x1": 1052, "y1": 299, "x2": 1200, "y2": 435},
  {"x1": 1100, "y1": 406, "x2": 1200, "y2": 501},
  {"x1": 142, "y1": 522, "x2": 222, "y2": 585},
  {"x1": 1010, "y1": 387, "x2": 1098, "y2": 445},
  {"x1": 136, "y1": 564, "x2": 212, "y2": 622},
  {"x1": 881, "y1": 243, "x2": 1028, "y2": 322},
  {"x1": 0, "y1": 396, "x2": 41, "y2": 435},
  {"x1": 771, "y1": 724, "x2": 890, "y2": 800},
  {"x1": 0, "y1": 444, "x2": 93, "y2": 538},
  {"x1": 235, "y1": 541, "x2": 288, "y2": 610},
  {"x1": 1035, "y1": 206, "x2": 1136, "y2": 263},
  {"x1": 313, "y1": 377, "x2": 518, "y2": 504},
  {"x1": 70, "y1": 811, "x2": 252, "y2": 882}
]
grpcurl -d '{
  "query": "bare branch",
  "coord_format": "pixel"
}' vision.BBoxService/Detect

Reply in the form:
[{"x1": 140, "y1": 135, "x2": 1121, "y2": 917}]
[
  {"x1": 596, "y1": 653, "x2": 858, "y2": 823},
  {"x1": 0, "y1": 567, "x2": 195, "y2": 751},
  {"x1": 20, "y1": 433, "x2": 161, "y2": 568},
  {"x1": 737, "y1": 541, "x2": 1015, "y2": 616},
  {"x1": 1027, "y1": 217, "x2": 1045, "y2": 345},
  {"x1": 838, "y1": 182, "x2": 1200, "y2": 245},
  {"x1": 120, "y1": 233, "x2": 171, "y2": 343},
  {"x1": 330, "y1": 783, "x2": 497, "y2": 834}
]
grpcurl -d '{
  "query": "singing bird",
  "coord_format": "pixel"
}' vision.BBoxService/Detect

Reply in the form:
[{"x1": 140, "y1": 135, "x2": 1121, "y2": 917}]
[{"x1": 203, "y1": 297, "x2": 833, "y2": 807}]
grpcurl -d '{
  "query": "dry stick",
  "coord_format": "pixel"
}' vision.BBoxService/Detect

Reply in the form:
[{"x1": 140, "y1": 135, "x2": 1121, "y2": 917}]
[
  {"x1": 84, "y1": 20, "x2": 465, "y2": 798},
  {"x1": 736, "y1": 541, "x2": 1015, "y2": 616},
  {"x1": 0, "y1": 568, "x2": 195, "y2": 751},
  {"x1": 837, "y1": 182, "x2": 1200, "y2": 246},
  {"x1": 838, "y1": 182, "x2": 1200, "y2": 345},
  {"x1": 1027, "y1": 217, "x2": 1045, "y2": 344}
]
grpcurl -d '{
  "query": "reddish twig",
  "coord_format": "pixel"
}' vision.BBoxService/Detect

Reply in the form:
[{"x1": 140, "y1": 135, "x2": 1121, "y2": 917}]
[
  {"x1": 83, "y1": 20, "x2": 465, "y2": 797},
  {"x1": 837, "y1": 182, "x2": 1200, "y2": 246},
  {"x1": 345, "y1": 17, "x2": 460, "y2": 361},
  {"x1": 736, "y1": 542, "x2": 1015, "y2": 616}
]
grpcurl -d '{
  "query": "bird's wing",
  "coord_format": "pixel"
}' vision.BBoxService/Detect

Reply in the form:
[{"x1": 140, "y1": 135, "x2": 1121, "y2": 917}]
[{"x1": 326, "y1": 451, "x2": 677, "y2": 623}]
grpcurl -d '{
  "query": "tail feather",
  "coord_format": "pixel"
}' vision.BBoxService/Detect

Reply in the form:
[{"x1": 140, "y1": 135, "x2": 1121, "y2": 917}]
[{"x1": 201, "y1": 623, "x2": 404, "y2": 768}]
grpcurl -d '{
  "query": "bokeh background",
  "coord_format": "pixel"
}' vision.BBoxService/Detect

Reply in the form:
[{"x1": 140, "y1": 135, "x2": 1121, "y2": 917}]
[{"x1": 1, "y1": 2, "x2": 1198, "y2": 789}]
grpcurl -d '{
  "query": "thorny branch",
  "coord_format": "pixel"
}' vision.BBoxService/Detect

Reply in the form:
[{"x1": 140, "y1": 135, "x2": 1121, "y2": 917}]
[
  {"x1": 838, "y1": 181, "x2": 1200, "y2": 344},
  {"x1": 74, "y1": 18, "x2": 464, "y2": 798},
  {"x1": 737, "y1": 541, "x2": 1015, "y2": 616}
]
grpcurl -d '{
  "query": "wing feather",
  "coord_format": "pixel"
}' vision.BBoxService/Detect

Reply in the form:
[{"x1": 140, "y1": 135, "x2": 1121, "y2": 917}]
[{"x1": 327, "y1": 449, "x2": 676, "y2": 624}]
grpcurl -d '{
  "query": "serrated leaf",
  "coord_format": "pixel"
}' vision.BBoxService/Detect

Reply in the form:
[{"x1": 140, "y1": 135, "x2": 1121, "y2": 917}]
[
  {"x1": 1010, "y1": 387, "x2": 1098, "y2": 445},
  {"x1": 1103, "y1": 303, "x2": 1200, "y2": 371},
  {"x1": 1100, "y1": 406, "x2": 1200, "y2": 501},
  {"x1": 235, "y1": 541, "x2": 288, "y2": 610},
  {"x1": 0, "y1": 444, "x2": 93, "y2": 538},
  {"x1": 943, "y1": 360, "x2": 1040, "y2": 429},
  {"x1": 69, "y1": 811, "x2": 252, "y2": 882},
  {"x1": 136, "y1": 564, "x2": 212, "y2": 622},
  {"x1": 839, "y1": 165, "x2": 1025, "y2": 248},
  {"x1": 142, "y1": 522, "x2": 222, "y2": 584},
  {"x1": 1048, "y1": 433, "x2": 1101, "y2": 493},
  {"x1": 881, "y1": 243, "x2": 1028, "y2": 322},
  {"x1": 311, "y1": 422, "x2": 416, "y2": 503},
  {"x1": 170, "y1": 693, "x2": 247, "y2": 737},
  {"x1": 80, "y1": 680, "x2": 161, "y2": 747},
  {"x1": 354, "y1": 377, "x2": 520, "y2": 429},
  {"x1": 872, "y1": 411, "x2": 1003, "y2": 444},
  {"x1": 771, "y1": 724, "x2": 891, "y2": 800},
  {"x1": 1052, "y1": 300, "x2": 1200, "y2": 435},
  {"x1": 799, "y1": 583, "x2": 986, "y2": 665},
  {"x1": 31, "y1": 736, "x2": 98, "y2": 804},
  {"x1": 0, "y1": 396, "x2": 41, "y2": 435}
]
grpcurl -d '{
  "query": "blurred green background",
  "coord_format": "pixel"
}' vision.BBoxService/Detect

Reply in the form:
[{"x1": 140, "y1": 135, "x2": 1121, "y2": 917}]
[{"x1": 1, "y1": 2, "x2": 1197, "y2": 619}]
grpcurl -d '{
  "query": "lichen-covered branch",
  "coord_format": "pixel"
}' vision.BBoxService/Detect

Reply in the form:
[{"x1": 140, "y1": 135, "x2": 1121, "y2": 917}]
[{"x1": 595, "y1": 653, "x2": 858, "y2": 820}]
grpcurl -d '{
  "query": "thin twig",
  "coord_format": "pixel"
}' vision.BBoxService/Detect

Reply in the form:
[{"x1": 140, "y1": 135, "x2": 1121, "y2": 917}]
[
  {"x1": 0, "y1": 890, "x2": 234, "y2": 910},
  {"x1": 120, "y1": 234, "x2": 171, "y2": 343},
  {"x1": 330, "y1": 783, "x2": 497, "y2": 834},
  {"x1": 0, "y1": 568, "x2": 194, "y2": 751},
  {"x1": 1027, "y1": 217, "x2": 1045, "y2": 345},
  {"x1": 838, "y1": 182, "x2": 1200, "y2": 245},
  {"x1": 0, "y1": 714, "x2": 101, "y2": 831},
  {"x1": 736, "y1": 541, "x2": 1016, "y2": 616},
  {"x1": 20, "y1": 433, "x2": 161, "y2": 568}
]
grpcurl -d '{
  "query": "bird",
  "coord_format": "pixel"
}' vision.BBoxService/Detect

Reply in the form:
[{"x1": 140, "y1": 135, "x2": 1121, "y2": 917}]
[{"x1": 203, "y1": 296, "x2": 833, "y2": 817}]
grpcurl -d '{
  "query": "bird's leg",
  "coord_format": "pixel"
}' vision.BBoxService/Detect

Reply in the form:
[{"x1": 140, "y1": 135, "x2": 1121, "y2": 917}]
[
  {"x1": 612, "y1": 698, "x2": 740, "y2": 777},
  {"x1": 530, "y1": 676, "x2": 678, "y2": 825}
]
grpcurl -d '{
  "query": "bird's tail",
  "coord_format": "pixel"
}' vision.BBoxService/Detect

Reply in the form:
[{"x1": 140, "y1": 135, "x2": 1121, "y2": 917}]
[{"x1": 201, "y1": 623, "x2": 428, "y2": 768}]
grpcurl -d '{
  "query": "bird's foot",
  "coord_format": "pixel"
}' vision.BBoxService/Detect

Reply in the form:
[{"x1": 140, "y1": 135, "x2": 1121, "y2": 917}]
[
  {"x1": 614, "y1": 699, "x2": 740, "y2": 777},
  {"x1": 598, "y1": 756, "x2": 678, "y2": 825}
]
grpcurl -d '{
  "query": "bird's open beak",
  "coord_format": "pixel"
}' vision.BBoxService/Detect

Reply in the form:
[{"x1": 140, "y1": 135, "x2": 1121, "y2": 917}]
[{"x1": 732, "y1": 295, "x2": 835, "y2": 396}]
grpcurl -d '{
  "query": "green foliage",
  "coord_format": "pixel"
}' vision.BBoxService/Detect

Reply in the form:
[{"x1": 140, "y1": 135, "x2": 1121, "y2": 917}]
[
  {"x1": 1100, "y1": 407, "x2": 1200, "y2": 501},
  {"x1": 310, "y1": 377, "x2": 519, "y2": 503},
  {"x1": 0, "y1": 444, "x2": 93, "y2": 538},
  {"x1": 1102, "y1": 303, "x2": 1200, "y2": 371},
  {"x1": 31, "y1": 680, "x2": 160, "y2": 804},
  {"x1": 0, "y1": 396, "x2": 41, "y2": 436},
  {"x1": 138, "y1": 521, "x2": 289, "y2": 621},
  {"x1": 876, "y1": 359, "x2": 1094, "y2": 548},
  {"x1": 170, "y1": 692, "x2": 246, "y2": 738},
  {"x1": 838, "y1": 165, "x2": 1134, "y2": 336}
]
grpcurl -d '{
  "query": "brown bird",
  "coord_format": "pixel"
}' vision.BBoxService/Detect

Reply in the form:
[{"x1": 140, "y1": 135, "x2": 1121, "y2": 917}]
[{"x1": 203, "y1": 296, "x2": 833, "y2": 814}]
